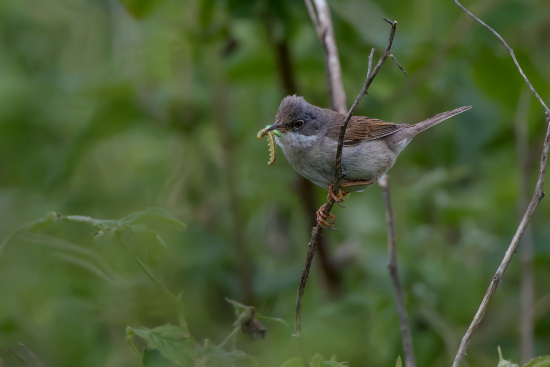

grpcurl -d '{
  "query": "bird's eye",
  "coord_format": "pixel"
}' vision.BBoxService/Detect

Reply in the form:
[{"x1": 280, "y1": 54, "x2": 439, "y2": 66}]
[{"x1": 293, "y1": 120, "x2": 304, "y2": 129}]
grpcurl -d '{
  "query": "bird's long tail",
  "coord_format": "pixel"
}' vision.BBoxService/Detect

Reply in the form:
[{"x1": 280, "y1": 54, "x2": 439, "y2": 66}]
[{"x1": 411, "y1": 106, "x2": 472, "y2": 134}]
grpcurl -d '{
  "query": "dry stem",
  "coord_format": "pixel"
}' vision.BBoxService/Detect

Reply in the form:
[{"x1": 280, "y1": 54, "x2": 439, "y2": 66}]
[
  {"x1": 379, "y1": 175, "x2": 416, "y2": 367},
  {"x1": 452, "y1": 0, "x2": 548, "y2": 112},
  {"x1": 514, "y1": 89, "x2": 535, "y2": 362},
  {"x1": 304, "y1": 0, "x2": 347, "y2": 113},
  {"x1": 453, "y1": 113, "x2": 549, "y2": 367},
  {"x1": 295, "y1": 18, "x2": 399, "y2": 337},
  {"x1": 451, "y1": 1, "x2": 550, "y2": 366}
]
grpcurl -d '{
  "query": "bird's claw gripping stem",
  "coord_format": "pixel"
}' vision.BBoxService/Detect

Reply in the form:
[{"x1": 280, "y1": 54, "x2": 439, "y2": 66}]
[
  {"x1": 316, "y1": 204, "x2": 337, "y2": 230},
  {"x1": 328, "y1": 184, "x2": 349, "y2": 208}
]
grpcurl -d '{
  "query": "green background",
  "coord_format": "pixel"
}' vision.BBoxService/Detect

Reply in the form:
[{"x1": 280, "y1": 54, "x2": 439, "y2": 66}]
[{"x1": 1, "y1": 0, "x2": 549, "y2": 366}]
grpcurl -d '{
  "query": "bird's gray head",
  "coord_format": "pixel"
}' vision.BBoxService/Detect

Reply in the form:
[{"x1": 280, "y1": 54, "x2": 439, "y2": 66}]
[{"x1": 267, "y1": 95, "x2": 326, "y2": 137}]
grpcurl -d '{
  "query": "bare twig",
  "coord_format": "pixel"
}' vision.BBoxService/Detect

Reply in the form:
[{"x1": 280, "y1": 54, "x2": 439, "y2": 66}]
[
  {"x1": 451, "y1": 1, "x2": 550, "y2": 365},
  {"x1": 453, "y1": 113, "x2": 549, "y2": 367},
  {"x1": 333, "y1": 18, "x2": 396, "y2": 183},
  {"x1": 366, "y1": 48, "x2": 375, "y2": 85},
  {"x1": 452, "y1": 0, "x2": 548, "y2": 112},
  {"x1": 390, "y1": 54, "x2": 408, "y2": 78},
  {"x1": 295, "y1": 18, "x2": 399, "y2": 337},
  {"x1": 304, "y1": 0, "x2": 320, "y2": 30},
  {"x1": 384, "y1": 0, "x2": 497, "y2": 106},
  {"x1": 379, "y1": 175, "x2": 416, "y2": 367},
  {"x1": 514, "y1": 88, "x2": 535, "y2": 363},
  {"x1": 305, "y1": 0, "x2": 347, "y2": 113}
]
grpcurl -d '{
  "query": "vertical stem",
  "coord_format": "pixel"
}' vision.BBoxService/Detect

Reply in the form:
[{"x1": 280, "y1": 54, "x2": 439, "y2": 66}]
[
  {"x1": 306, "y1": 0, "x2": 347, "y2": 113},
  {"x1": 379, "y1": 175, "x2": 416, "y2": 367},
  {"x1": 514, "y1": 89, "x2": 535, "y2": 362}
]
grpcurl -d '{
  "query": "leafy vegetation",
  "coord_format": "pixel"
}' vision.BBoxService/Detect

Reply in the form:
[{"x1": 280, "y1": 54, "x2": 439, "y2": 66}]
[{"x1": 1, "y1": 0, "x2": 549, "y2": 366}]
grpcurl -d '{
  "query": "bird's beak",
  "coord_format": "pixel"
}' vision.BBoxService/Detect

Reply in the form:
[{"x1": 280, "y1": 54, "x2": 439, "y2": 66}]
[
  {"x1": 266, "y1": 122, "x2": 286, "y2": 135},
  {"x1": 265, "y1": 122, "x2": 280, "y2": 132},
  {"x1": 257, "y1": 122, "x2": 284, "y2": 140}
]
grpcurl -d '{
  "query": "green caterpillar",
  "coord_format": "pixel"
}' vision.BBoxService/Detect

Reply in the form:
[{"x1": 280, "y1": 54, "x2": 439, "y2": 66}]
[{"x1": 257, "y1": 125, "x2": 281, "y2": 165}]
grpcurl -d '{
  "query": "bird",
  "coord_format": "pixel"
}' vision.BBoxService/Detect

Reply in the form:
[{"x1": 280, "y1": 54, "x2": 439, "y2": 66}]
[{"x1": 263, "y1": 95, "x2": 471, "y2": 228}]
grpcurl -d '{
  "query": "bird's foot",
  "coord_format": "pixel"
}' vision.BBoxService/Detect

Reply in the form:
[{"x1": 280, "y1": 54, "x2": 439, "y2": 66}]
[
  {"x1": 316, "y1": 204, "x2": 337, "y2": 230},
  {"x1": 319, "y1": 180, "x2": 375, "y2": 229},
  {"x1": 328, "y1": 184, "x2": 349, "y2": 208}
]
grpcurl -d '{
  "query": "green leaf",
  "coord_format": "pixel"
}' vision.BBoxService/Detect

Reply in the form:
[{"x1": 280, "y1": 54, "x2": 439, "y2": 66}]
[
  {"x1": 395, "y1": 356, "x2": 403, "y2": 367},
  {"x1": 498, "y1": 346, "x2": 519, "y2": 367},
  {"x1": 1, "y1": 211, "x2": 62, "y2": 252},
  {"x1": 255, "y1": 313, "x2": 288, "y2": 327},
  {"x1": 323, "y1": 360, "x2": 349, "y2": 367},
  {"x1": 310, "y1": 354, "x2": 324, "y2": 367},
  {"x1": 127, "y1": 324, "x2": 197, "y2": 366},
  {"x1": 142, "y1": 348, "x2": 172, "y2": 367},
  {"x1": 199, "y1": 342, "x2": 257, "y2": 367},
  {"x1": 121, "y1": 208, "x2": 187, "y2": 230},
  {"x1": 225, "y1": 298, "x2": 250, "y2": 315},
  {"x1": 279, "y1": 354, "x2": 347, "y2": 367},
  {"x1": 323, "y1": 355, "x2": 348, "y2": 366},
  {"x1": 119, "y1": 0, "x2": 157, "y2": 18},
  {"x1": 1, "y1": 208, "x2": 185, "y2": 252},
  {"x1": 280, "y1": 357, "x2": 304, "y2": 367},
  {"x1": 523, "y1": 356, "x2": 550, "y2": 367}
]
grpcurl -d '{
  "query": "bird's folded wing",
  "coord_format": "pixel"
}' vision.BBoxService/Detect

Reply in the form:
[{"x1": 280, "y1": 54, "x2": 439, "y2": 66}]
[{"x1": 327, "y1": 116, "x2": 409, "y2": 146}]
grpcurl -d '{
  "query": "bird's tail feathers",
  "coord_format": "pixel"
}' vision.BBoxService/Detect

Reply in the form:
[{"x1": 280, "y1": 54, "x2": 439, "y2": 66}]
[{"x1": 411, "y1": 106, "x2": 472, "y2": 134}]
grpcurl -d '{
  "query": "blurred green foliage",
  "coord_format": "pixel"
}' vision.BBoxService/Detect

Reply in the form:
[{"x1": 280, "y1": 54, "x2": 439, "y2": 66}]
[{"x1": 1, "y1": 0, "x2": 550, "y2": 366}]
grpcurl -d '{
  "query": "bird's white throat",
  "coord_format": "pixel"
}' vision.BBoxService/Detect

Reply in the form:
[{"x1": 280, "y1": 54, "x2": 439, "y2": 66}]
[{"x1": 276, "y1": 132, "x2": 317, "y2": 150}]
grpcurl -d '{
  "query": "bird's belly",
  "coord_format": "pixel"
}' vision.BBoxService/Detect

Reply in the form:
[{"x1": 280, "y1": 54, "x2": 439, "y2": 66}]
[
  {"x1": 277, "y1": 136, "x2": 335, "y2": 189},
  {"x1": 277, "y1": 136, "x2": 396, "y2": 191},
  {"x1": 340, "y1": 140, "x2": 396, "y2": 191}
]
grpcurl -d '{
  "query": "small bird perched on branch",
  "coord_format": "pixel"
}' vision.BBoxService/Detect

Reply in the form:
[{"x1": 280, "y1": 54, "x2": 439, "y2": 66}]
[{"x1": 259, "y1": 95, "x2": 471, "y2": 228}]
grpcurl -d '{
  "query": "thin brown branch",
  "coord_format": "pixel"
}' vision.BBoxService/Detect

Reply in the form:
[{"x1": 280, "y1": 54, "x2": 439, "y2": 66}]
[
  {"x1": 390, "y1": 54, "x2": 408, "y2": 78},
  {"x1": 333, "y1": 18, "x2": 396, "y2": 182},
  {"x1": 296, "y1": 177, "x2": 342, "y2": 295},
  {"x1": 452, "y1": 111, "x2": 550, "y2": 367},
  {"x1": 295, "y1": 18, "x2": 399, "y2": 337},
  {"x1": 379, "y1": 175, "x2": 416, "y2": 367},
  {"x1": 514, "y1": 88, "x2": 535, "y2": 363},
  {"x1": 451, "y1": 1, "x2": 550, "y2": 365},
  {"x1": 366, "y1": 48, "x2": 375, "y2": 85},
  {"x1": 452, "y1": 0, "x2": 549, "y2": 112},
  {"x1": 305, "y1": 0, "x2": 347, "y2": 113},
  {"x1": 385, "y1": 0, "x2": 496, "y2": 106},
  {"x1": 304, "y1": 0, "x2": 320, "y2": 30}
]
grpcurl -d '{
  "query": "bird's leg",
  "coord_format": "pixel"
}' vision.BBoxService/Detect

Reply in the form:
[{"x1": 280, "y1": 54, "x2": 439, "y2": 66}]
[
  {"x1": 316, "y1": 204, "x2": 336, "y2": 229},
  {"x1": 340, "y1": 179, "x2": 375, "y2": 189},
  {"x1": 317, "y1": 180, "x2": 375, "y2": 229},
  {"x1": 315, "y1": 184, "x2": 348, "y2": 229}
]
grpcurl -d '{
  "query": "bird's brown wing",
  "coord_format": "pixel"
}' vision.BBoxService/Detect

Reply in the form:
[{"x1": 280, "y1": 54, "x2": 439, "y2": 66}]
[{"x1": 327, "y1": 116, "x2": 409, "y2": 146}]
